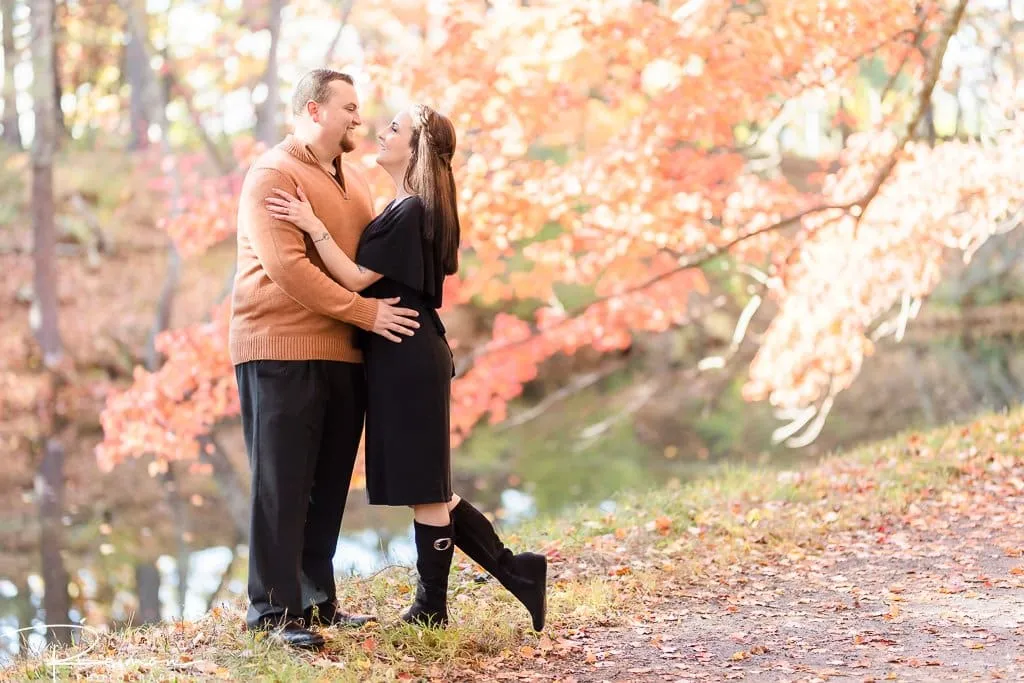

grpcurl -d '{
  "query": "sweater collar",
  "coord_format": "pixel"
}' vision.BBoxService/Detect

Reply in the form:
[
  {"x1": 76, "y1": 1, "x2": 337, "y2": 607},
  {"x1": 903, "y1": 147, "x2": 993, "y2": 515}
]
[
  {"x1": 279, "y1": 134, "x2": 348, "y2": 195},
  {"x1": 280, "y1": 134, "x2": 342, "y2": 173}
]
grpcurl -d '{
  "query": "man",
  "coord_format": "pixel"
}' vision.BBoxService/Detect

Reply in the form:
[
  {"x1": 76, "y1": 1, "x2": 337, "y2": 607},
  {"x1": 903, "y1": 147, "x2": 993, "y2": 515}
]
[{"x1": 229, "y1": 69, "x2": 419, "y2": 649}]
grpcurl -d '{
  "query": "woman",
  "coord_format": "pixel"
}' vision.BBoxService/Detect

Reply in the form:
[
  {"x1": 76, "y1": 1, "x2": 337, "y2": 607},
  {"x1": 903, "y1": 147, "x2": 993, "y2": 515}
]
[{"x1": 265, "y1": 104, "x2": 547, "y2": 631}]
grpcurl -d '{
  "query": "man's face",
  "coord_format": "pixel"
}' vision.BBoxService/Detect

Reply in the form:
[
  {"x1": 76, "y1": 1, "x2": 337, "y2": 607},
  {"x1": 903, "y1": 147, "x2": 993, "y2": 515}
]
[{"x1": 309, "y1": 79, "x2": 362, "y2": 153}]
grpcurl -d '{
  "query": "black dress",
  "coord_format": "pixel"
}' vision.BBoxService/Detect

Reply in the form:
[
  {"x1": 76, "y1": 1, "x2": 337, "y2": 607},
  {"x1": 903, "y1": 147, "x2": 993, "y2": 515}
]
[{"x1": 356, "y1": 195, "x2": 454, "y2": 506}]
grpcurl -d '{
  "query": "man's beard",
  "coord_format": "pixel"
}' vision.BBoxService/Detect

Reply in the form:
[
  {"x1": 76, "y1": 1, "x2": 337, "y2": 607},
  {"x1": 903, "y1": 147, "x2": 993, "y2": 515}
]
[{"x1": 340, "y1": 131, "x2": 356, "y2": 154}]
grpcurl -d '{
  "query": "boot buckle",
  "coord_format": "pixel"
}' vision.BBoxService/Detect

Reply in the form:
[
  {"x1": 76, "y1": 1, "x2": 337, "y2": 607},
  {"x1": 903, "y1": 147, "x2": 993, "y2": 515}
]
[{"x1": 433, "y1": 537, "x2": 453, "y2": 551}]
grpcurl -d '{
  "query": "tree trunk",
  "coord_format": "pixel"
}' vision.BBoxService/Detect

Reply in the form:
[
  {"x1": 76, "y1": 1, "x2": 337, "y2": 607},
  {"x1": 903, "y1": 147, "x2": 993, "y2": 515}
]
[
  {"x1": 1, "y1": 0, "x2": 21, "y2": 148},
  {"x1": 837, "y1": 95, "x2": 851, "y2": 148},
  {"x1": 133, "y1": 562, "x2": 162, "y2": 625},
  {"x1": 922, "y1": 100, "x2": 936, "y2": 148},
  {"x1": 125, "y1": 28, "x2": 149, "y2": 149},
  {"x1": 30, "y1": 0, "x2": 71, "y2": 647},
  {"x1": 13, "y1": 582, "x2": 36, "y2": 645},
  {"x1": 162, "y1": 467, "x2": 191, "y2": 619},
  {"x1": 202, "y1": 435, "x2": 250, "y2": 542},
  {"x1": 954, "y1": 94, "x2": 964, "y2": 139},
  {"x1": 117, "y1": 10, "x2": 194, "y2": 618},
  {"x1": 36, "y1": 439, "x2": 71, "y2": 644},
  {"x1": 205, "y1": 544, "x2": 241, "y2": 612},
  {"x1": 118, "y1": 0, "x2": 183, "y2": 369},
  {"x1": 255, "y1": 0, "x2": 283, "y2": 145},
  {"x1": 147, "y1": 246, "x2": 180, "y2": 369},
  {"x1": 51, "y1": 0, "x2": 64, "y2": 137},
  {"x1": 1011, "y1": 0, "x2": 1019, "y2": 85},
  {"x1": 30, "y1": 0, "x2": 62, "y2": 361}
]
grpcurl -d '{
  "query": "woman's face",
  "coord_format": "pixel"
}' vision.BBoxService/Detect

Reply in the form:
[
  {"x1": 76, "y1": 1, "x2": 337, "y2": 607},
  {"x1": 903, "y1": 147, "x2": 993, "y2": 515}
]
[{"x1": 376, "y1": 109, "x2": 414, "y2": 174}]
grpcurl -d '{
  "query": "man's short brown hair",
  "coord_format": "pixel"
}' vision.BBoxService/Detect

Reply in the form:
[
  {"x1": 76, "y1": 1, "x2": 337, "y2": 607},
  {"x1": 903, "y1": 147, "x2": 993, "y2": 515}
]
[{"x1": 291, "y1": 69, "x2": 354, "y2": 116}]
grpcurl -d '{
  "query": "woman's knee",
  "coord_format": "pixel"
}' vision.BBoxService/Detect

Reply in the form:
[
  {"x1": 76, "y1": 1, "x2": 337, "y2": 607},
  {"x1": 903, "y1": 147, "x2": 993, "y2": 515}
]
[{"x1": 411, "y1": 502, "x2": 451, "y2": 526}]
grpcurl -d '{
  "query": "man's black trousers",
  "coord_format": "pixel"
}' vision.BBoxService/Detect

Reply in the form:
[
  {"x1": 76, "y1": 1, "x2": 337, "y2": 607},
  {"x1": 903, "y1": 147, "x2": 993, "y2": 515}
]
[{"x1": 235, "y1": 359, "x2": 366, "y2": 628}]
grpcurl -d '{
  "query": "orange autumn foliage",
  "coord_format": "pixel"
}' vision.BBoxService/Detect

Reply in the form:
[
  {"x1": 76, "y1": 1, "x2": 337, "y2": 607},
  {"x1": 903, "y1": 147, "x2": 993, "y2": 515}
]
[{"x1": 97, "y1": 0, "x2": 1024, "y2": 469}]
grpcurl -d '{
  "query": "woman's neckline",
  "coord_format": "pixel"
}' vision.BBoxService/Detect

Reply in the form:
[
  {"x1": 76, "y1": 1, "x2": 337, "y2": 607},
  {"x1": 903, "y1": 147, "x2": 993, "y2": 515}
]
[{"x1": 390, "y1": 194, "x2": 416, "y2": 208}]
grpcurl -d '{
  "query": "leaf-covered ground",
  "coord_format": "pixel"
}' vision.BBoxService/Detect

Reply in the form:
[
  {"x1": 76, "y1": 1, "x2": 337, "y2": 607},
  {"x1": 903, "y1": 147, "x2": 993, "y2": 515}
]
[
  {"x1": 13, "y1": 411, "x2": 1024, "y2": 681},
  {"x1": 518, "y1": 441, "x2": 1024, "y2": 681}
]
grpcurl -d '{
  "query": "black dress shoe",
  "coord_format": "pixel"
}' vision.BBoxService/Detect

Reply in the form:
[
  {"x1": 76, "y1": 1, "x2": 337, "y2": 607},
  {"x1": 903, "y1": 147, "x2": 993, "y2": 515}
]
[
  {"x1": 253, "y1": 619, "x2": 325, "y2": 650},
  {"x1": 273, "y1": 622, "x2": 325, "y2": 650},
  {"x1": 305, "y1": 602, "x2": 377, "y2": 629},
  {"x1": 322, "y1": 611, "x2": 377, "y2": 628}
]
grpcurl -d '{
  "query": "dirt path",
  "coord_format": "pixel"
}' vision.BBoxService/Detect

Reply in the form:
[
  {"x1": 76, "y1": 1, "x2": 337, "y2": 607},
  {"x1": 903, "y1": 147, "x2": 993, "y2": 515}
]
[{"x1": 506, "y1": 456, "x2": 1024, "y2": 682}]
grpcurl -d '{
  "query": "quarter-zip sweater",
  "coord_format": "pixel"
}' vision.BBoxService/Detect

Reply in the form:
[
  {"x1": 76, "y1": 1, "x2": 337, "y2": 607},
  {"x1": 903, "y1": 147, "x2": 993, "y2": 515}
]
[{"x1": 229, "y1": 135, "x2": 379, "y2": 365}]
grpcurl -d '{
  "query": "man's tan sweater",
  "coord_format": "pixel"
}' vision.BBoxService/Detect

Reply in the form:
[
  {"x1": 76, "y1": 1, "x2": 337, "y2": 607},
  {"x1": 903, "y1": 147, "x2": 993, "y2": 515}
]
[{"x1": 229, "y1": 135, "x2": 379, "y2": 365}]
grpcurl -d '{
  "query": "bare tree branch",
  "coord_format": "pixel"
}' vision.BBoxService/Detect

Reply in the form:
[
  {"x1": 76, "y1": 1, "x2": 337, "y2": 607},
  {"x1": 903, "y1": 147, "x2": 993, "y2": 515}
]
[
  {"x1": 323, "y1": 0, "x2": 356, "y2": 64},
  {"x1": 497, "y1": 360, "x2": 627, "y2": 431},
  {"x1": 879, "y1": 4, "x2": 930, "y2": 103},
  {"x1": 68, "y1": 193, "x2": 109, "y2": 264},
  {"x1": 572, "y1": 379, "x2": 659, "y2": 452},
  {"x1": 166, "y1": 72, "x2": 231, "y2": 173},
  {"x1": 853, "y1": 0, "x2": 970, "y2": 236},
  {"x1": 455, "y1": 200, "x2": 851, "y2": 377}
]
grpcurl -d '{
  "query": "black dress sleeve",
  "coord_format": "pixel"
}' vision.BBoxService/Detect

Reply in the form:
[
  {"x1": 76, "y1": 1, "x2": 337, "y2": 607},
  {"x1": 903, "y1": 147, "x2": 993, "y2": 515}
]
[{"x1": 357, "y1": 197, "x2": 425, "y2": 293}]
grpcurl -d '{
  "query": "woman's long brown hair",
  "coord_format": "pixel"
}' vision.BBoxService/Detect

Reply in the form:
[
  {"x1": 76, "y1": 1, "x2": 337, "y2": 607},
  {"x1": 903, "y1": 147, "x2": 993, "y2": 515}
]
[{"x1": 403, "y1": 105, "x2": 461, "y2": 276}]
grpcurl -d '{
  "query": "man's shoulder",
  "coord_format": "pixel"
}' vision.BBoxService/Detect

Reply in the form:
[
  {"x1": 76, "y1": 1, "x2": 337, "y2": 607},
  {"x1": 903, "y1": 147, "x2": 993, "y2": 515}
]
[
  {"x1": 241, "y1": 149, "x2": 306, "y2": 193},
  {"x1": 249, "y1": 146, "x2": 301, "y2": 176}
]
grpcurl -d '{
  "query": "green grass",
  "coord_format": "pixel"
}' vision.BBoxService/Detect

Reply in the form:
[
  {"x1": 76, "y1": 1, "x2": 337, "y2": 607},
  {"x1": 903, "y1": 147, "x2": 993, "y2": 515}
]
[{"x1": 12, "y1": 408, "x2": 1023, "y2": 681}]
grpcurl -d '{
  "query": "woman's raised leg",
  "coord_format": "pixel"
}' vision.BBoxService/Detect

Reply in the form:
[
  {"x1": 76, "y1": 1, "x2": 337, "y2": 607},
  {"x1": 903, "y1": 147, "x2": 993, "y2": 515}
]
[{"x1": 447, "y1": 494, "x2": 547, "y2": 631}]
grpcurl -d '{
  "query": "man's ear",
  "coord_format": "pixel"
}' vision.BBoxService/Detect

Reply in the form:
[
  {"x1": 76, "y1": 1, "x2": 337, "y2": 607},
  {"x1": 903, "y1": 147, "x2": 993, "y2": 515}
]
[{"x1": 306, "y1": 100, "x2": 319, "y2": 122}]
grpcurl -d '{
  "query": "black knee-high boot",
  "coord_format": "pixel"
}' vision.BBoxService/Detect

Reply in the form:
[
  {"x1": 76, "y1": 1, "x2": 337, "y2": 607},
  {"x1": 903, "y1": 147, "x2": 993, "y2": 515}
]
[
  {"x1": 450, "y1": 499, "x2": 547, "y2": 631},
  {"x1": 401, "y1": 521, "x2": 455, "y2": 627}
]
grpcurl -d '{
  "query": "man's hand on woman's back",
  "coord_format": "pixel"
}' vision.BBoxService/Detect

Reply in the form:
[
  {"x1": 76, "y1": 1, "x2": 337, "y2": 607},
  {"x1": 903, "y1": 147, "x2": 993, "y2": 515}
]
[{"x1": 372, "y1": 297, "x2": 419, "y2": 342}]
